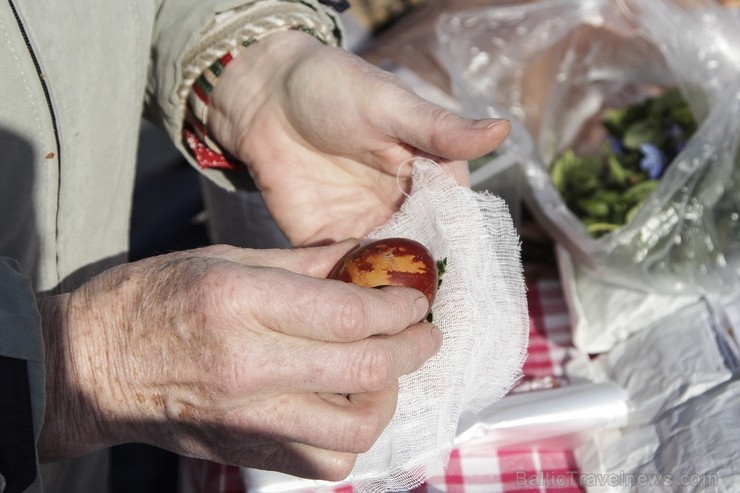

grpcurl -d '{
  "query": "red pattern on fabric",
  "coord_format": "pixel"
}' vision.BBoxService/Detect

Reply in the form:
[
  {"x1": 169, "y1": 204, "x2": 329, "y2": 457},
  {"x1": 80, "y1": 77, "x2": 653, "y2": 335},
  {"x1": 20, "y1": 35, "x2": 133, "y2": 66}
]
[
  {"x1": 183, "y1": 127, "x2": 246, "y2": 171},
  {"x1": 496, "y1": 449, "x2": 537, "y2": 492},
  {"x1": 220, "y1": 51, "x2": 234, "y2": 66},
  {"x1": 498, "y1": 450, "x2": 583, "y2": 492},
  {"x1": 193, "y1": 82, "x2": 209, "y2": 104},
  {"x1": 442, "y1": 449, "x2": 466, "y2": 492},
  {"x1": 523, "y1": 280, "x2": 572, "y2": 378}
]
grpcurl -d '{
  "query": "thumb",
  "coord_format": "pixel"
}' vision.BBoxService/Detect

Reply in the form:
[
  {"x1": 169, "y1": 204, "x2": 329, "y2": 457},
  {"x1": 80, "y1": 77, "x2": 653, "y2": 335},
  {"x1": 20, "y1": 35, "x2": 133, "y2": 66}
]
[
  {"x1": 287, "y1": 239, "x2": 361, "y2": 278},
  {"x1": 387, "y1": 97, "x2": 511, "y2": 161},
  {"x1": 204, "y1": 240, "x2": 360, "y2": 278}
]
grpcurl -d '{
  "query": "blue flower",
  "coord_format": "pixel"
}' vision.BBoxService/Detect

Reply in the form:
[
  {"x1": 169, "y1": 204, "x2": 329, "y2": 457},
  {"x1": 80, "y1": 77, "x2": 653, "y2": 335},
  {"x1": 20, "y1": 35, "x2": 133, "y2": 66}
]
[
  {"x1": 667, "y1": 124, "x2": 688, "y2": 154},
  {"x1": 608, "y1": 136, "x2": 625, "y2": 154},
  {"x1": 667, "y1": 124, "x2": 682, "y2": 139},
  {"x1": 639, "y1": 143, "x2": 666, "y2": 179}
]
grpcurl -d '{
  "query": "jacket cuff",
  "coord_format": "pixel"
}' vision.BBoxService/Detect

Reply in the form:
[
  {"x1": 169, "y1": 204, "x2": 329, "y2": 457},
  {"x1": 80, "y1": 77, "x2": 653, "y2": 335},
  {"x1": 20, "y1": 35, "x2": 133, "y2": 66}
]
[{"x1": 181, "y1": 0, "x2": 343, "y2": 171}]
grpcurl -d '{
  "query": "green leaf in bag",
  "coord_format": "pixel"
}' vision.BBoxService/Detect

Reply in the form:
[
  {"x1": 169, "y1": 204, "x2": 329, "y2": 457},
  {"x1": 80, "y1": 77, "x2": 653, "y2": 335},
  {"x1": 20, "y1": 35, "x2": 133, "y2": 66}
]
[
  {"x1": 550, "y1": 149, "x2": 576, "y2": 192},
  {"x1": 622, "y1": 121, "x2": 662, "y2": 150},
  {"x1": 548, "y1": 87, "x2": 697, "y2": 237},
  {"x1": 606, "y1": 151, "x2": 629, "y2": 186},
  {"x1": 585, "y1": 221, "x2": 620, "y2": 236},
  {"x1": 576, "y1": 196, "x2": 611, "y2": 219},
  {"x1": 567, "y1": 155, "x2": 603, "y2": 196},
  {"x1": 624, "y1": 179, "x2": 658, "y2": 203}
]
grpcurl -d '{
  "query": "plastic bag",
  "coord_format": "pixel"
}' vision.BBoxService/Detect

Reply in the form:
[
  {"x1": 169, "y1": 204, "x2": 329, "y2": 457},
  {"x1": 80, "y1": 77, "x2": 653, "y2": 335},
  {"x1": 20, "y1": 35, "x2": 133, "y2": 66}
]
[
  {"x1": 571, "y1": 298, "x2": 740, "y2": 491},
  {"x1": 435, "y1": 0, "x2": 740, "y2": 295}
]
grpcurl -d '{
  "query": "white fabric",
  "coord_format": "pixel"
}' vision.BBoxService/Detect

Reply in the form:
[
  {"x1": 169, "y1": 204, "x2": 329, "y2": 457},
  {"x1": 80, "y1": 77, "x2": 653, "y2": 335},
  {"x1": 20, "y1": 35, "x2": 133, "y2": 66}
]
[{"x1": 346, "y1": 159, "x2": 530, "y2": 492}]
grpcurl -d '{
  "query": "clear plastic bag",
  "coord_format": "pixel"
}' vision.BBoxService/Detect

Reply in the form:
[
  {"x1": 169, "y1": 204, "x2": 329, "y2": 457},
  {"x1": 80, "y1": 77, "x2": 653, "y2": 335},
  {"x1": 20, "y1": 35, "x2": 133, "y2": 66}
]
[{"x1": 436, "y1": 0, "x2": 740, "y2": 295}]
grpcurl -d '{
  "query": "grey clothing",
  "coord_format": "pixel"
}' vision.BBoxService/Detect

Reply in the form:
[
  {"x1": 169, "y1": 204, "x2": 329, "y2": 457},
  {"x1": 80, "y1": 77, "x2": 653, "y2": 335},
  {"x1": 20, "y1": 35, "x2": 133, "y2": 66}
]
[{"x1": 0, "y1": 1, "x2": 341, "y2": 492}]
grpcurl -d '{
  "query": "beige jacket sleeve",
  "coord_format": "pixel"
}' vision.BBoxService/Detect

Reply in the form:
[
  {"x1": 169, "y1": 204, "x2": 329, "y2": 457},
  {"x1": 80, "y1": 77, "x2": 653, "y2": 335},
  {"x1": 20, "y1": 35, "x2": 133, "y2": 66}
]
[{"x1": 145, "y1": 0, "x2": 344, "y2": 165}]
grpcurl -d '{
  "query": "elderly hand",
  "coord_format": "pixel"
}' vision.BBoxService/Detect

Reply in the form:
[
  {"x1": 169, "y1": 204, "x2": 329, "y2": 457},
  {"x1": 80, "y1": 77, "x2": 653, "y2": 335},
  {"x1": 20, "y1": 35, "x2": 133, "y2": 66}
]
[
  {"x1": 208, "y1": 30, "x2": 510, "y2": 246},
  {"x1": 37, "y1": 241, "x2": 441, "y2": 480}
]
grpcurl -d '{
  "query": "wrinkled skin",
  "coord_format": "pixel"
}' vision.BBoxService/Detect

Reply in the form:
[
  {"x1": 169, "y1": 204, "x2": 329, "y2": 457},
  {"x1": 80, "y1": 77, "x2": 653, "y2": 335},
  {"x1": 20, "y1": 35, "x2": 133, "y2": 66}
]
[
  {"x1": 37, "y1": 29, "x2": 509, "y2": 482},
  {"x1": 207, "y1": 30, "x2": 510, "y2": 246},
  {"x1": 38, "y1": 242, "x2": 440, "y2": 480}
]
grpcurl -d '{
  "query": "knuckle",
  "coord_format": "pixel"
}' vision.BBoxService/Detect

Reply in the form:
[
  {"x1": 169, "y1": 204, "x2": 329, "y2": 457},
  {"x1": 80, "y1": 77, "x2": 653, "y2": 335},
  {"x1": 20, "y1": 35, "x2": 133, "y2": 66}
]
[
  {"x1": 353, "y1": 415, "x2": 385, "y2": 452},
  {"x1": 342, "y1": 412, "x2": 385, "y2": 453},
  {"x1": 208, "y1": 361, "x2": 245, "y2": 397},
  {"x1": 353, "y1": 346, "x2": 394, "y2": 392},
  {"x1": 197, "y1": 263, "x2": 232, "y2": 294},
  {"x1": 204, "y1": 244, "x2": 237, "y2": 257},
  {"x1": 335, "y1": 292, "x2": 369, "y2": 339},
  {"x1": 195, "y1": 264, "x2": 246, "y2": 317}
]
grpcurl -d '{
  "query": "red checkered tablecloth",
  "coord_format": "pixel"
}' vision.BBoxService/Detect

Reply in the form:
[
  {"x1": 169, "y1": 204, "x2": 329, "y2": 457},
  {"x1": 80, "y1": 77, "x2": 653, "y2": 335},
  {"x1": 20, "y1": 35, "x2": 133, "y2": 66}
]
[{"x1": 180, "y1": 279, "x2": 583, "y2": 493}]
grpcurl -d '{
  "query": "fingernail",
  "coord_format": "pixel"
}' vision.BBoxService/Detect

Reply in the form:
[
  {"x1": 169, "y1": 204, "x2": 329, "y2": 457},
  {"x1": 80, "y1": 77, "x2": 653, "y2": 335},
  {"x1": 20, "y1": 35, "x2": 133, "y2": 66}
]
[
  {"x1": 472, "y1": 118, "x2": 509, "y2": 129},
  {"x1": 430, "y1": 325, "x2": 443, "y2": 352},
  {"x1": 413, "y1": 296, "x2": 430, "y2": 324}
]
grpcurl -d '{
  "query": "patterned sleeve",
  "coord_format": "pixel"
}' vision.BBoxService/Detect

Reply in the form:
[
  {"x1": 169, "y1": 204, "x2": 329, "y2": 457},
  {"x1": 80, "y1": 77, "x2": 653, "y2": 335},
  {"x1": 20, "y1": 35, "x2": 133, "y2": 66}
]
[{"x1": 181, "y1": 0, "x2": 345, "y2": 171}]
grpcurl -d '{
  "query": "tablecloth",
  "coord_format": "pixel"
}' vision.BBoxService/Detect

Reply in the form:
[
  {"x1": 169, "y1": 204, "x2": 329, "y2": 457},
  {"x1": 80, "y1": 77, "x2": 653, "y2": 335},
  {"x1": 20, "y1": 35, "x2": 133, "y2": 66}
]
[{"x1": 179, "y1": 278, "x2": 584, "y2": 493}]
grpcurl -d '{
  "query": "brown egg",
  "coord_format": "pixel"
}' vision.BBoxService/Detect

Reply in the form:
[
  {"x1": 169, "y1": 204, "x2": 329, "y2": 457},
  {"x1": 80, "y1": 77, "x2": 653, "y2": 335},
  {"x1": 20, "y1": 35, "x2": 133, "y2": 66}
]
[{"x1": 328, "y1": 238, "x2": 439, "y2": 311}]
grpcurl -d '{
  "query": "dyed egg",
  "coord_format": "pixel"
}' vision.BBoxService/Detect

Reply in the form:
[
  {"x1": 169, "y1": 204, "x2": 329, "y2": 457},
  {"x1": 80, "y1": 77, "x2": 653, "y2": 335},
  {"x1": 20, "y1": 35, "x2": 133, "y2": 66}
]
[{"x1": 328, "y1": 238, "x2": 438, "y2": 310}]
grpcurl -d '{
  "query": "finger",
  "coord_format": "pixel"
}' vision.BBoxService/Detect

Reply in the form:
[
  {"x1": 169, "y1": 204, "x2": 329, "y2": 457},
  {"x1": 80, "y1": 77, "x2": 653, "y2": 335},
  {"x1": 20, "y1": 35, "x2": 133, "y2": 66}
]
[
  {"x1": 236, "y1": 384, "x2": 399, "y2": 454},
  {"x1": 273, "y1": 322, "x2": 442, "y2": 393},
  {"x1": 235, "y1": 441, "x2": 358, "y2": 482},
  {"x1": 382, "y1": 96, "x2": 511, "y2": 161},
  {"x1": 198, "y1": 239, "x2": 360, "y2": 278},
  {"x1": 248, "y1": 268, "x2": 431, "y2": 341}
]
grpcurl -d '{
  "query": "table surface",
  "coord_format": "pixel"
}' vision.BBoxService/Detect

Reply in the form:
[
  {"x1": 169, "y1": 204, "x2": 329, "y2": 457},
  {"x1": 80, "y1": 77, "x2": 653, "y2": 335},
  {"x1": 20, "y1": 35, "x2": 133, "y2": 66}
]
[{"x1": 179, "y1": 278, "x2": 585, "y2": 493}]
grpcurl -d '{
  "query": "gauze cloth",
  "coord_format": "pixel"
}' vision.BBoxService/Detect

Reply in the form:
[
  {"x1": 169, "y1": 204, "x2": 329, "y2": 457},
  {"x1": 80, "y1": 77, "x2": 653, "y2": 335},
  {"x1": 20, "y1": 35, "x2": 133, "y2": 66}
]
[
  {"x1": 239, "y1": 159, "x2": 529, "y2": 493},
  {"x1": 345, "y1": 159, "x2": 529, "y2": 492}
]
